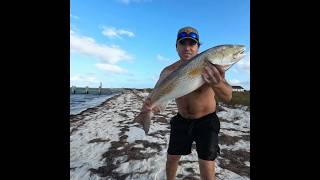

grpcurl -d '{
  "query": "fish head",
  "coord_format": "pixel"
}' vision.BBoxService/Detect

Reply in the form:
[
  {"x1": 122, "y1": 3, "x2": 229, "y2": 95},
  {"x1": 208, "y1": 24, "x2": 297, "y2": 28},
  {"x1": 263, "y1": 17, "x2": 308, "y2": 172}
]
[
  {"x1": 230, "y1": 45, "x2": 246, "y2": 62},
  {"x1": 205, "y1": 45, "x2": 246, "y2": 67}
]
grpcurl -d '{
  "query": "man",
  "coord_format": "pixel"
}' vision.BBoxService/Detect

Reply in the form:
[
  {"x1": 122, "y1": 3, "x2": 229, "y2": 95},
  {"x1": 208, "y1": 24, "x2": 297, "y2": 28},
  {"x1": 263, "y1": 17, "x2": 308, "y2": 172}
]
[{"x1": 142, "y1": 26, "x2": 233, "y2": 180}]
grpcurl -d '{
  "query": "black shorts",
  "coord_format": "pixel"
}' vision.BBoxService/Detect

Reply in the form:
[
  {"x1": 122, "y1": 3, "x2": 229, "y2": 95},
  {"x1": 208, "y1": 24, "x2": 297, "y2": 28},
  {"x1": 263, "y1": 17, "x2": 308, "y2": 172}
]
[{"x1": 167, "y1": 112, "x2": 220, "y2": 161}]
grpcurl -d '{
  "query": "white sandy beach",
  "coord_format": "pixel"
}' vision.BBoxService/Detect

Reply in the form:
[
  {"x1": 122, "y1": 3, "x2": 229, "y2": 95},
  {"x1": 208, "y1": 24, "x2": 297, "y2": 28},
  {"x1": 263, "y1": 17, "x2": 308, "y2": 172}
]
[{"x1": 70, "y1": 89, "x2": 250, "y2": 180}]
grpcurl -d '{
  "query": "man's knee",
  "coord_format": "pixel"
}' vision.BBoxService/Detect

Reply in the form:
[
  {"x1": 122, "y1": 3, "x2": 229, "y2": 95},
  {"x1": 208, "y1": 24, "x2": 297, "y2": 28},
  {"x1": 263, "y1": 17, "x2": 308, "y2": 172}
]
[
  {"x1": 199, "y1": 159, "x2": 216, "y2": 179},
  {"x1": 199, "y1": 158, "x2": 215, "y2": 164},
  {"x1": 167, "y1": 154, "x2": 181, "y2": 163},
  {"x1": 199, "y1": 158, "x2": 215, "y2": 168}
]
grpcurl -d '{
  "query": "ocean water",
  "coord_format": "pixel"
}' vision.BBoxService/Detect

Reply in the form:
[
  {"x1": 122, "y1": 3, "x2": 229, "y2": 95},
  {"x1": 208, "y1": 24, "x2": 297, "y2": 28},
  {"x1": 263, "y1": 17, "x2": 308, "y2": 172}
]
[{"x1": 70, "y1": 93, "x2": 117, "y2": 115}]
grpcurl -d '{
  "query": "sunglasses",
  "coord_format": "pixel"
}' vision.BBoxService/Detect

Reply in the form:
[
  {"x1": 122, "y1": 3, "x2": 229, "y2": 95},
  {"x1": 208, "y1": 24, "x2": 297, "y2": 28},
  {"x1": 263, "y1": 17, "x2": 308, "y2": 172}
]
[
  {"x1": 179, "y1": 39, "x2": 198, "y2": 46},
  {"x1": 177, "y1": 31, "x2": 199, "y2": 40}
]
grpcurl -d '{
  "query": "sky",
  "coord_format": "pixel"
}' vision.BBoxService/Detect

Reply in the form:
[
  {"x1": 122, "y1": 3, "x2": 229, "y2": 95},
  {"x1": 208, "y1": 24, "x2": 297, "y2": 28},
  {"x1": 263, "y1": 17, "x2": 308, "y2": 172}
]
[{"x1": 70, "y1": 0, "x2": 250, "y2": 90}]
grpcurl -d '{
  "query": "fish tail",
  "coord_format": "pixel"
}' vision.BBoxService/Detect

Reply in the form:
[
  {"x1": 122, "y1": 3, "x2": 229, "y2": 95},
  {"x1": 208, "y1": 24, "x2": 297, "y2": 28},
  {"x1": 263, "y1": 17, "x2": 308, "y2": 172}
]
[{"x1": 133, "y1": 111, "x2": 153, "y2": 134}]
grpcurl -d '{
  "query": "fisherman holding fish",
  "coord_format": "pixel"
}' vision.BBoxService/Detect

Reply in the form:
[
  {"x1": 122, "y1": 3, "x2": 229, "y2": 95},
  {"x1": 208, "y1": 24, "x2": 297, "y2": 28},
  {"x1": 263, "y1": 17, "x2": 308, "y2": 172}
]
[{"x1": 135, "y1": 26, "x2": 245, "y2": 180}]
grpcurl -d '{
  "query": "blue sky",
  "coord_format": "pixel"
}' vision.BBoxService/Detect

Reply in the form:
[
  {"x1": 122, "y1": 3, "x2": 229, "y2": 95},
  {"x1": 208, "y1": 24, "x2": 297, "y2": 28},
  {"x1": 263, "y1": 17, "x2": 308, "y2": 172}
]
[{"x1": 70, "y1": 0, "x2": 250, "y2": 89}]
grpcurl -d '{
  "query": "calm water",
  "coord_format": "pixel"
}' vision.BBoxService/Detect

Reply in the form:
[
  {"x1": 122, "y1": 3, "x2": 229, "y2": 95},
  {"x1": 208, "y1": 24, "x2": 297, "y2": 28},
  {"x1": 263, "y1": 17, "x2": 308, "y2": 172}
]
[{"x1": 70, "y1": 93, "x2": 117, "y2": 115}]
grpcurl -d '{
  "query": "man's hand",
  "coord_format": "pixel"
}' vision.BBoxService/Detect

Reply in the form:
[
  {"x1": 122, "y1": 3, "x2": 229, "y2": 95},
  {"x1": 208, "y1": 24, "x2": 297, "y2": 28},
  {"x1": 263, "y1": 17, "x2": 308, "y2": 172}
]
[
  {"x1": 141, "y1": 97, "x2": 160, "y2": 113},
  {"x1": 201, "y1": 63, "x2": 225, "y2": 86},
  {"x1": 201, "y1": 63, "x2": 232, "y2": 102}
]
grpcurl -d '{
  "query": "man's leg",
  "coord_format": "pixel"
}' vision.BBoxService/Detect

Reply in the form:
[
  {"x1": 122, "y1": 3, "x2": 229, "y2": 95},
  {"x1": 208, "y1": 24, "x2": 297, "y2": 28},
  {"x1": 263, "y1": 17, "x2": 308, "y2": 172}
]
[
  {"x1": 195, "y1": 113, "x2": 220, "y2": 180},
  {"x1": 166, "y1": 154, "x2": 181, "y2": 180},
  {"x1": 199, "y1": 158, "x2": 216, "y2": 180}
]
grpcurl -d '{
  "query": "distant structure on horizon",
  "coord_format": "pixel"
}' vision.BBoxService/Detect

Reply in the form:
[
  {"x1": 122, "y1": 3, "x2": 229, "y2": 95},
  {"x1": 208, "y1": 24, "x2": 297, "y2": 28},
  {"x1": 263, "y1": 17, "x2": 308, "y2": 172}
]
[
  {"x1": 98, "y1": 82, "x2": 102, "y2": 95},
  {"x1": 232, "y1": 85, "x2": 245, "y2": 92},
  {"x1": 70, "y1": 82, "x2": 106, "y2": 94},
  {"x1": 85, "y1": 86, "x2": 89, "y2": 94},
  {"x1": 71, "y1": 85, "x2": 76, "y2": 94}
]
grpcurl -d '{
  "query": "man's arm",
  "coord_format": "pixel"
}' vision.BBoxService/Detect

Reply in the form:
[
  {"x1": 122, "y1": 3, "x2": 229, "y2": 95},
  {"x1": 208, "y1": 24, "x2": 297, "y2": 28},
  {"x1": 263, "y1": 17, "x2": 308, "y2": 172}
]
[
  {"x1": 211, "y1": 79, "x2": 233, "y2": 102},
  {"x1": 201, "y1": 63, "x2": 233, "y2": 102}
]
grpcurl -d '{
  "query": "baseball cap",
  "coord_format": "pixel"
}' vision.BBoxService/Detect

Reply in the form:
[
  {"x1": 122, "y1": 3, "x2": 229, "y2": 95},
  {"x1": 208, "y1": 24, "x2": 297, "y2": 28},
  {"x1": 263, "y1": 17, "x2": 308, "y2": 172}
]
[{"x1": 176, "y1": 26, "x2": 199, "y2": 44}]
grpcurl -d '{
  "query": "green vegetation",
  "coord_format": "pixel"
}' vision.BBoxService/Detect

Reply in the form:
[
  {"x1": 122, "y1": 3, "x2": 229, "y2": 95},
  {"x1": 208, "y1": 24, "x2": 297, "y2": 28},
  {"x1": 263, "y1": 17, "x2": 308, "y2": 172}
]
[{"x1": 216, "y1": 91, "x2": 250, "y2": 107}]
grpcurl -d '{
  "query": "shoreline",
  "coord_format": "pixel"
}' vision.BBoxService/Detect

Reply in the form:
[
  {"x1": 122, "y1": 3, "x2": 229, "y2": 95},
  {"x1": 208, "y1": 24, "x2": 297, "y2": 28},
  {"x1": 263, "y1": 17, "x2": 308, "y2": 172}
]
[
  {"x1": 70, "y1": 89, "x2": 250, "y2": 180},
  {"x1": 70, "y1": 92, "x2": 123, "y2": 120}
]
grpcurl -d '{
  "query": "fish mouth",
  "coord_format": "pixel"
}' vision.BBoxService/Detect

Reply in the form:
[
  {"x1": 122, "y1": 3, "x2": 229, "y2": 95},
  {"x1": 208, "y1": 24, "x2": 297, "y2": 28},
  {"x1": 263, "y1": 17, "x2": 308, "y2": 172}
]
[
  {"x1": 234, "y1": 47, "x2": 246, "y2": 59},
  {"x1": 237, "y1": 46, "x2": 246, "y2": 55},
  {"x1": 239, "y1": 49, "x2": 245, "y2": 55}
]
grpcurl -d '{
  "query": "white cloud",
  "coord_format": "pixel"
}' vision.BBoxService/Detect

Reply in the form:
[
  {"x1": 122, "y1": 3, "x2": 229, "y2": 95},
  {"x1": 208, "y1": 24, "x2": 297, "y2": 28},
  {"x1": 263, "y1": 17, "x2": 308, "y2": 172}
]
[
  {"x1": 70, "y1": 30, "x2": 133, "y2": 64},
  {"x1": 126, "y1": 78, "x2": 139, "y2": 82},
  {"x1": 228, "y1": 52, "x2": 250, "y2": 90},
  {"x1": 235, "y1": 52, "x2": 250, "y2": 74},
  {"x1": 70, "y1": 24, "x2": 80, "y2": 33},
  {"x1": 102, "y1": 26, "x2": 135, "y2": 39},
  {"x1": 230, "y1": 79, "x2": 242, "y2": 86},
  {"x1": 95, "y1": 63, "x2": 129, "y2": 74},
  {"x1": 156, "y1": 54, "x2": 170, "y2": 62},
  {"x1": 70, "y1": 74, "x2": 100, "y2": 87},
  {"x1": 70, "y1": 14, "x2": 80, "y2": 19},
  {"x1": 85, "y1": 72, "x2": 96, "y2": 76},
  {"x1": 150, "y1": 75, "x2": 158, "y2": 82},
  {"x1": 116, "y1": 0, "x2": 152, "y2": 5},
  {"x1": 126, "y1": 75, "x2": 158, "y2": 83},
  {"x1": 70, "y1": 75, "x2": 81, "y2": 81}
]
